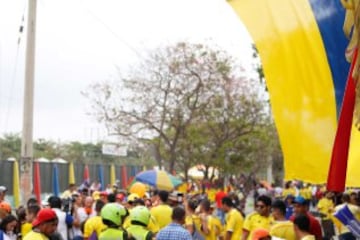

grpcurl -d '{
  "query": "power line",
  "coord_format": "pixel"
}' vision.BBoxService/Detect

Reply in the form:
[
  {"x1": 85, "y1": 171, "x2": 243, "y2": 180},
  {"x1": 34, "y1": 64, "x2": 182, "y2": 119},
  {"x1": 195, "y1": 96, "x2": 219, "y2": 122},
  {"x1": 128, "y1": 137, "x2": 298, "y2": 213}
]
[
  {"x1": 3, "y1": 6, "x2": 26, "y2": 133},
  {"x1": 78, "y1": 0, "x2": 144, "y2": 60}
]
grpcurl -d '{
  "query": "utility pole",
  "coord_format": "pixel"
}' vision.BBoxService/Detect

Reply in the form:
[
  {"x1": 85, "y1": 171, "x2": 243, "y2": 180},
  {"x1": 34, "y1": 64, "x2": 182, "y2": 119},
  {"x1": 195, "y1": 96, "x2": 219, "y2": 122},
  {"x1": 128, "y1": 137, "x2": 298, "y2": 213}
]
[{"x1": 20, "y1": 0, "x2": 37, "y2": 205}]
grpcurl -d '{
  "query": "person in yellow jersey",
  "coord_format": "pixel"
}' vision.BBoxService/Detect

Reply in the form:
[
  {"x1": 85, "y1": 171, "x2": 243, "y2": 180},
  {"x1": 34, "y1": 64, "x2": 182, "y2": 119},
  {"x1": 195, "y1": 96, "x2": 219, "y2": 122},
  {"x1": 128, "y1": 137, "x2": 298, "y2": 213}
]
[
  {"x1": 83, "y1": 200, "x2": 107, "y2": 240},
  {"x1": 299, "y1": 184, "x2": 312, "y2": 202},
  {"x1": 222, "y1": 196, "x2": 243, "y2": 240},
  {"x1": 282, "y1": 182, "x2": 297, "y2": 199},
  {"x1": 150, "y1": 190, "x2": 172, "y2": 230},
  {"x1": 316, "y1": 191, "x2": 335, "y2": 239},
  {"x1": 23, "y1": 208, "x2": 59, "y2": 240},
  {"x1": 21, "y1": 204, "x2": 41, "y2": 238},
  {"x1": 293, "y1": 214, "x2": 315, "y2": 240},
  {"x1": 242, "y1": 195, "x2": 273, "y2": 240},
  {"x1": 199, "y1": 199, "x2": 223, "y2": 240},
  {"x1": 126, "y1": 205, "x2": 153, "y2": 240},
  {"x1": 99, "y1": 203, "x2": 129, "y2": 240},
  {"x1": 270, "y1": 200, "x2": 296, "y2": 240}
]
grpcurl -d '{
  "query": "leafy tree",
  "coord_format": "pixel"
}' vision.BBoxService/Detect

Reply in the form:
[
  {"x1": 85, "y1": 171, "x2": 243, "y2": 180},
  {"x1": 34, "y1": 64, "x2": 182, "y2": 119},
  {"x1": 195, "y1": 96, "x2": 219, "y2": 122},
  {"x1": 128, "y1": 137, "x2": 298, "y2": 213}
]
[
  {"x1": 0, "y1": 133, "x2": 21, "y2": 160},
  {"x1": 84, "y1": 41, "x2": 268, "y2": 174}
]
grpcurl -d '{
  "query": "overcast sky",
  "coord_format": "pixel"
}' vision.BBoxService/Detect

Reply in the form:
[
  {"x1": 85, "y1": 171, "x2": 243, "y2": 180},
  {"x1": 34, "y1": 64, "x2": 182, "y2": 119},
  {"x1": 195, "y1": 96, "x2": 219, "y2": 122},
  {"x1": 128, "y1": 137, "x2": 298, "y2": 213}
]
[{"x1": 0, "y1": 0, "x2": 255, "y2": 143}]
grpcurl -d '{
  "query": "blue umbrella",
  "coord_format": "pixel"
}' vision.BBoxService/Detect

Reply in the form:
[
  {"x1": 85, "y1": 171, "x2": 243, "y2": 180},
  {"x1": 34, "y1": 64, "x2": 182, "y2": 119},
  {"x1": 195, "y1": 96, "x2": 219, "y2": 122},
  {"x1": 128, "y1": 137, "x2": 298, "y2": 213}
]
[
  {"x1": 98, "y1": 164, "x2": 104, "y2": 191},
  {"x1": 135, "y1": 170, "x2": 182, "y2": 191},
  {"x1": 52, "y1": 163, "x2": 60, "y2": 196}
]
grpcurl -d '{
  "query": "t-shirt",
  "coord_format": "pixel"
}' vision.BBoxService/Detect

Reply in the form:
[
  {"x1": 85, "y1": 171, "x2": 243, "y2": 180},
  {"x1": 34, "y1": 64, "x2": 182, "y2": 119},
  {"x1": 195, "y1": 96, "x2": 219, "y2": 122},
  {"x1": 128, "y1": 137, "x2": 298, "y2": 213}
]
[
  {"x1": 83, "y1": 216, "x2": 107, "y2": 238},
  {"x1": 243, "y1": 212, "x2": 273, "y2": 240},
  {"x1": 290, "y1": 213, "x2": 321, "y2": 240},
  {"x1": 270, "y1": 220, "x2": 296, "y2": 240},
  {"x1": 21, "y1": 222, "x2": 33, "y2": 238},
  {"x1": 224, "y1": 208, "x2": 243, "y2": 240},
  {"x1": 317, "y1": 198, "x2": 334, "y2": 220},
  {"x1": 201, "y1": 215, "x2": 223, "y2": 240},
  {"x1": 23, "y1": 231, "x2": 49, "y2": 240},
  {"x1": 150, "y1": 204, "x2": 172, "y2": 229},
  {"x1": 215, "y1": 191, "x2": 227, "y2": 208}
]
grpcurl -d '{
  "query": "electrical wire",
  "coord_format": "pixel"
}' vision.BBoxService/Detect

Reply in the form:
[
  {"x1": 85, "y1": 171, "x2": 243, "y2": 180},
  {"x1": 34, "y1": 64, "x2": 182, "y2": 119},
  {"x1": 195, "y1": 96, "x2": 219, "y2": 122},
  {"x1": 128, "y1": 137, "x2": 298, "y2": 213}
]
[{"x1": 3, "y1": 5, "x2": 26, "y2": 133}]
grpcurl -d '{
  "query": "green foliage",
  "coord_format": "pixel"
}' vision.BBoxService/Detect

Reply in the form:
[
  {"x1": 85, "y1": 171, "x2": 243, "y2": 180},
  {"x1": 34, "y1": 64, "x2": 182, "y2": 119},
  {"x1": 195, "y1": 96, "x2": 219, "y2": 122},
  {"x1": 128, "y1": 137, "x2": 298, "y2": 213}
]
[{"x1": 84, "y1": 41, "x2": 281, "y2": 178}]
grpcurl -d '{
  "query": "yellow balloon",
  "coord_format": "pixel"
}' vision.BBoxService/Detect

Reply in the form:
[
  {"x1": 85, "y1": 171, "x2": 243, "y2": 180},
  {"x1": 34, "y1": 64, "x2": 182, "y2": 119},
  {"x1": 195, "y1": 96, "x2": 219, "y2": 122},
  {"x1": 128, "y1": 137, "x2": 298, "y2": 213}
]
[{"x1": 129, "y1": 182, "x2": 146, "y2": 198}]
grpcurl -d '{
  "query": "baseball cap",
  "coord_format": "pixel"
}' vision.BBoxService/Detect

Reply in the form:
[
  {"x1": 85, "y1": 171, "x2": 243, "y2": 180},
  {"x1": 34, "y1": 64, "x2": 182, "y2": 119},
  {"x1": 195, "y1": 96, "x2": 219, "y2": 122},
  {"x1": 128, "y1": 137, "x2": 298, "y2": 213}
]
[
  {"x1": 100, "y1": 191, "x2": 108, "y2": 197},
  {"x1": 116, "y1": 193, "x2": 125, "y2": 201},
  {"x1": 32, "y1": 208, "x2": 58, "y2": 227},
  {"x1": 293, "y1": 196, "x2": 307, "y2": 205},
  {"x1": 0, "y1": 186, "x2": 7, "y2": 193},
  {"x1": 252, "y1": 228, "x2": 270, "y2": 240}
]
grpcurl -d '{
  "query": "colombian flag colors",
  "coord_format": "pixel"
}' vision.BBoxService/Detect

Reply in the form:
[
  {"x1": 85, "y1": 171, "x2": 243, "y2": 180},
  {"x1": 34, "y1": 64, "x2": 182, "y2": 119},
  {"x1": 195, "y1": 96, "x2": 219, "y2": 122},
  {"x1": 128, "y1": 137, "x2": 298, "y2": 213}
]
[{"x1": 228, "y1": 0, "x2": 360, "y2": 187}]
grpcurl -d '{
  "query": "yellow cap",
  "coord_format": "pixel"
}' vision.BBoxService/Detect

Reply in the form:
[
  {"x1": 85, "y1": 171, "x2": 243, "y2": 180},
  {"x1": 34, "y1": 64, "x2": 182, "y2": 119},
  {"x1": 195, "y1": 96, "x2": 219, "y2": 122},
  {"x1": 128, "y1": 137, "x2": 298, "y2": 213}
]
[
  {"x1": 92, "y1": 191, "x2": 100, "y2": 200},
  {"x1": 127, "y1": 193, "x2": 139, "y2": 202}
]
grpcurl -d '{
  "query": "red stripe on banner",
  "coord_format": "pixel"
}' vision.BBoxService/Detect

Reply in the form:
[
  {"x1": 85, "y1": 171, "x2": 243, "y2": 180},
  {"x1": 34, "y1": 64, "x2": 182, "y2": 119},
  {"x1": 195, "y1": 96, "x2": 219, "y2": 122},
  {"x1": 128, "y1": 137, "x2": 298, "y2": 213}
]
[
  {"x1": 33, "y1": 162, "x2": 42, "y2": 204},
  {"x1": 327, "y1": 49, "x2": 358, "y2": 192}
]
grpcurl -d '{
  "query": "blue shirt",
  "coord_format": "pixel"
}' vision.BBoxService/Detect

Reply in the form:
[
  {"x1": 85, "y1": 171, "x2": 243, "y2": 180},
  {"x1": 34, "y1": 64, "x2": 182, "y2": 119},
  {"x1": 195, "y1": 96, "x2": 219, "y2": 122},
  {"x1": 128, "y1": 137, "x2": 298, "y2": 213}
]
[{"x1": 156, "y1": 223, "x2": 192, "y2": 240}]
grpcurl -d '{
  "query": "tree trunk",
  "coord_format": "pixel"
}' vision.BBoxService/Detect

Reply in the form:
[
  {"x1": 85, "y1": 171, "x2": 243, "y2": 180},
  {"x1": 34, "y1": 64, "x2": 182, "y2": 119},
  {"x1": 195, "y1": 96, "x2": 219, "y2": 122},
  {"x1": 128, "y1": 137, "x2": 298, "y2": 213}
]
[
  {"x1": 204, "y1": 165, "x2": 210, "y2": 180},
  {"x1": 152, "y1": 144, "x2": 162, "y2": 169}
]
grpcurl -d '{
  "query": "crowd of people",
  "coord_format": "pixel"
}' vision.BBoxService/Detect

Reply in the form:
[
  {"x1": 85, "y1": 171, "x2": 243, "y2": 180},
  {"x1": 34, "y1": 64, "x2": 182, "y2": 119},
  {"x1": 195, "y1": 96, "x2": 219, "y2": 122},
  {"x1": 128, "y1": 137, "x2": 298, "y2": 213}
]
[{"x1": 0, "y1": 179, "x2": 359, "y2": 240}]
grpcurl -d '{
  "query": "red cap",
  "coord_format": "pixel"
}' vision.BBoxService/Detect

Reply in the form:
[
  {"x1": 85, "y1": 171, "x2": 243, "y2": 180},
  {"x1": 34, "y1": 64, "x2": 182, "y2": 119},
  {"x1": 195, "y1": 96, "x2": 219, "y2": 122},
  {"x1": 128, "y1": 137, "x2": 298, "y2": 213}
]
[
  {"x1": 100, "y1": 191, "x2": 108, "y2": 196},
  {"x1": 32, "y1": 209, "x2": 57, "y2": 227},
  {"x1": 116, "y1": 193, "x2": 125, "y2": 201}
]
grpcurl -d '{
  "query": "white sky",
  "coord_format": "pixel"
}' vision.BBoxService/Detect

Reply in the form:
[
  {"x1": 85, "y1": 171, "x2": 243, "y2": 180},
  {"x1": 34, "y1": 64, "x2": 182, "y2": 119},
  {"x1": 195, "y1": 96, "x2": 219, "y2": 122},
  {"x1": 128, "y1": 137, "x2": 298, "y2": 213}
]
[{"x1": 0, "y1": 0, "x2": 255, "y2": 143}]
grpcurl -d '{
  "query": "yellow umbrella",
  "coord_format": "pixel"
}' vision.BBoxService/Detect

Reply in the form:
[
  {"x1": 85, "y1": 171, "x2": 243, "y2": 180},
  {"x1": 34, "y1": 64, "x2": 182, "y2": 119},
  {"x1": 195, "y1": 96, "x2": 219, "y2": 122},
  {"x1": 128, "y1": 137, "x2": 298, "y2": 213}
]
[
  {"x1": 69, "y1": 162, "x2": 75, "y2": 185},
  {"x1": 110, "y1": 164, "x2": 116, "y2": 186},
  {"x1": 13, "y1": 160, "x2": 20, "y2": 207}
]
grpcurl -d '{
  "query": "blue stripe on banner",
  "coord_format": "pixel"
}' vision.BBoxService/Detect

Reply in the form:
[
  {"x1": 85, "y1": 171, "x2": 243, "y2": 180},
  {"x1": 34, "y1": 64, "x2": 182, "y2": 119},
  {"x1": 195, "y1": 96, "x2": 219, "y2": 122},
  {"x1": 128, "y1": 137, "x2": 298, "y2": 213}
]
[{"x1": 309, "y1": 0, "x2": 350, "y2": 117}]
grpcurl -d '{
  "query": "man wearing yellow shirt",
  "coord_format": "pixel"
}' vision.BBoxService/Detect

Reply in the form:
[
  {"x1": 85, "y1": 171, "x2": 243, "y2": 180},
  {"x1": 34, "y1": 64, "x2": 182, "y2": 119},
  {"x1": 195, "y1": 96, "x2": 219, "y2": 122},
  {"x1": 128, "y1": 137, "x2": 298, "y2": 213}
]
[
  {"x1": 83, "y1": 200, "x2": 107, "y2": 240},
  {"x1": 316, "y1": 191, "x2": 335, "y2": 239},
  {"x1": 242, "y1": 195, "x2": 273, "y2": 240},
  {"x1": 270, "y1": 200, "x2": 296, "y2": 240},
  {"x1": 23, "y1": 208, "x2": 59, "y2": 240},
  {"x1": 222, "y1": 196, "x2": 243, "y2": 240},
  {"x1": 150, "y1": 190, "x2": 172, "y2": 229}
]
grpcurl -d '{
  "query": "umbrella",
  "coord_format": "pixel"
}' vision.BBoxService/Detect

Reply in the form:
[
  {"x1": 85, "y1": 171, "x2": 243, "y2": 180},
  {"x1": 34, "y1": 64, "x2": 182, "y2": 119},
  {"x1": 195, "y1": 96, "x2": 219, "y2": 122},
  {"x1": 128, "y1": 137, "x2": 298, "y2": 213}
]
[
  {"x1": 69, "y1": 162, "x2": 75, "y2": 185},
  {"x1": 13, "y1": 160, "x2": 20, "y2": 207},
  {"x1": 129, "y1": 182, "x2": 146, "y2": 197},
  {"x1": 33, "y1": 161, "x2": 42, "y2": 204},
  {"x1": 134, "y1": 170, "x2": 182, "y2": 191},
  {"x1": 52, "y1": 164, "x2": 60, "y2": 196}
]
